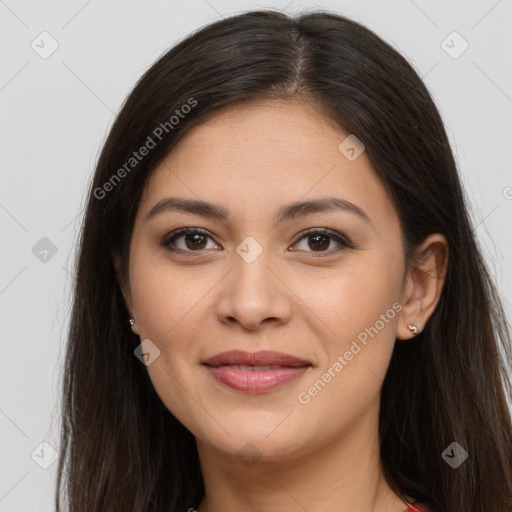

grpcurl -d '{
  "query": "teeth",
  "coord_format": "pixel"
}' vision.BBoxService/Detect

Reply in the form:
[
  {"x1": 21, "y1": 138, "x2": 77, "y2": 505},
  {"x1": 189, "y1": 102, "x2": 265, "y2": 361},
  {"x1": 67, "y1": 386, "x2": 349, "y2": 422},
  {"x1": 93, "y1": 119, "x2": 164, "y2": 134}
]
[{"x1": 232, "y1": 365, "x2": 282, "y2": 371}]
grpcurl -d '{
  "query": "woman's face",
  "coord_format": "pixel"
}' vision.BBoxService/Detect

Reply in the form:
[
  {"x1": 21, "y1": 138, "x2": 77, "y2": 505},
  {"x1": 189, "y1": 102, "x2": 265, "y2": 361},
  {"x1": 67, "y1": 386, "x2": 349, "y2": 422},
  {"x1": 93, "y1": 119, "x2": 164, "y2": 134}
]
[{"x1": 121, "y1": 99, "x2": 411, "y2": 462}]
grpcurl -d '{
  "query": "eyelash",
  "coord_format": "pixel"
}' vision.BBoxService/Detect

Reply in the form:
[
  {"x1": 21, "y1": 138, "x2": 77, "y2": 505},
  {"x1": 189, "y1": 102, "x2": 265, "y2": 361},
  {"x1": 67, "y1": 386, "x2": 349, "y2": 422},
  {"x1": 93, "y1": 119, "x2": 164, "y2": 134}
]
[{"x1": 161, "y1": 227, "x2": 353, "y2": 257}]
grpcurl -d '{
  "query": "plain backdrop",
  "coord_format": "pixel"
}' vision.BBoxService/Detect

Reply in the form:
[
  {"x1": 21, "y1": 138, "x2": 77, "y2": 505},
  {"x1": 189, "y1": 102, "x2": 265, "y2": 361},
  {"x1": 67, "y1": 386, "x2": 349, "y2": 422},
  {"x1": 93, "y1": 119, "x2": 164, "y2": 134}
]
[{"x1": 0, "y1": 1, "x2": 511, "y2": 510}]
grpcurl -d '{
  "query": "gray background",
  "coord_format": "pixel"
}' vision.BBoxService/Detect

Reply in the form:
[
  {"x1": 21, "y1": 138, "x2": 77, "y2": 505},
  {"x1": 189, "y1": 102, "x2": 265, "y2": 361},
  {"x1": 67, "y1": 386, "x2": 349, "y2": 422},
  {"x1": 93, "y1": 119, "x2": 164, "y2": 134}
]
[{"x1": 1, "y1": 0, "x2": 511, "y2": 510}]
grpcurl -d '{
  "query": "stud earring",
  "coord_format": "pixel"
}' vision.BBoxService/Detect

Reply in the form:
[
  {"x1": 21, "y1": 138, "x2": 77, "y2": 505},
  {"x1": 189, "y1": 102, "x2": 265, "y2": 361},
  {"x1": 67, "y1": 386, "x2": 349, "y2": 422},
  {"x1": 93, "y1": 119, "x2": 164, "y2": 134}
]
[
  {"x1": 129, "y1": 318, "x2": 135, "y2": 326},
  {"x1": 408, "y1": 324, "x2": 418, "y2": 335}
]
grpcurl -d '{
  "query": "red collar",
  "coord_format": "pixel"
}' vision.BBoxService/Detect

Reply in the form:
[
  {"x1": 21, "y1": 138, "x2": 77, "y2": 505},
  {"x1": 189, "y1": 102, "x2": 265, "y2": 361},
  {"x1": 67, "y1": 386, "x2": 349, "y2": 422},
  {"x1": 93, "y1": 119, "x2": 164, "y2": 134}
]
[{"x1": 407, "y1": 504, "x2": 428, "y2": 512}]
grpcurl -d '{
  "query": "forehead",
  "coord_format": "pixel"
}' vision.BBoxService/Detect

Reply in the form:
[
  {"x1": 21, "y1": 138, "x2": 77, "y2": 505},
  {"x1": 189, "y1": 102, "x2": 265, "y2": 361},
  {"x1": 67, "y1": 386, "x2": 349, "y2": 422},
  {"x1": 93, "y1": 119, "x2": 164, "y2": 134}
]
[{"x1": 140, "y1": 100, "x2": 397, "y2": 225}]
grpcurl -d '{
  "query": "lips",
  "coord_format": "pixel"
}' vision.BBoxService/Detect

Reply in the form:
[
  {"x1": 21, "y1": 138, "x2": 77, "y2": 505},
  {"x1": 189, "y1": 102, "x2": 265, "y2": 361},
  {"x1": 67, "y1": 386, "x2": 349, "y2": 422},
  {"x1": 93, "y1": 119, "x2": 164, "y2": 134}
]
[
  {"x1": 202, "y1": 350, "x2": 312, "y2": 368},
  {"x1": 202, "y1": 350, "x2": 312, "y2": 393}
]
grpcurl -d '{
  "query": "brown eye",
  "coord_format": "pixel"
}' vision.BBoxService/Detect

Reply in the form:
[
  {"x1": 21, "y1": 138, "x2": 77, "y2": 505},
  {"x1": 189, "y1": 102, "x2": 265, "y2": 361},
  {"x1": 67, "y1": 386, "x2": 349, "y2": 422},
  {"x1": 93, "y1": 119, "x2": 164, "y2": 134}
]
[
  {"x1": 292, "y1": 229, "x2": 351, "y2": 255},
  {"x1": 163, "y1": 228, "x2": 218, "y2": 253}
]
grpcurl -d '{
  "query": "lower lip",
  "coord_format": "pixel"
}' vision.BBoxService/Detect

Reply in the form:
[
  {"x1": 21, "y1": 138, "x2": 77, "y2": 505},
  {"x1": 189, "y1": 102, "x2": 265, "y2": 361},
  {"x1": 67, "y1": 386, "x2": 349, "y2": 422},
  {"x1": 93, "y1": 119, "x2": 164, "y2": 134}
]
[{"x1": 204, "y1": 365, "x2": 310, "y2": 393}]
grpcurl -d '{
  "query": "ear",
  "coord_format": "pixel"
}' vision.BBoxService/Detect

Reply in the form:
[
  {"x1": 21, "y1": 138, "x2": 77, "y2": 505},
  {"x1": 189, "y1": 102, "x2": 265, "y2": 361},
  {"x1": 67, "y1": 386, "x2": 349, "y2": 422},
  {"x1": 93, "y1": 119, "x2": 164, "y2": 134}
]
[
  {"x1": 396, "y1": 233, "x2": 449, "y2": 340},
  {"x1": 111, "y1": 251, "x2": 140, "y2": 335}
]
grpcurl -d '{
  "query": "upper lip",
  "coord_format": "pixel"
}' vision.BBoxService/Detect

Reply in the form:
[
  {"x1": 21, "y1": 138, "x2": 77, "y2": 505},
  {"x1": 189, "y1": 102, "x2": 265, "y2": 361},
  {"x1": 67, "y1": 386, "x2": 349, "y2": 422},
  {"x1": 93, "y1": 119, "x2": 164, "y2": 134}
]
[{"x1": 202, "y1": 350, "x2": 312, "y2": 368}]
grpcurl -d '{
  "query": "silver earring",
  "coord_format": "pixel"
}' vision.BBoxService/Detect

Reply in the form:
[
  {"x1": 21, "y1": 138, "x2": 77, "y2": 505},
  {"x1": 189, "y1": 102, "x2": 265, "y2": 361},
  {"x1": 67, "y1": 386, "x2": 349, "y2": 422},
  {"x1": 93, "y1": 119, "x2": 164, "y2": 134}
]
[
  {"x1": 129, "y1": 318, "x2": 135, "y2": 326},
  {"x1": 408, "y1": 324, "x2": 418, "y2": 335}
]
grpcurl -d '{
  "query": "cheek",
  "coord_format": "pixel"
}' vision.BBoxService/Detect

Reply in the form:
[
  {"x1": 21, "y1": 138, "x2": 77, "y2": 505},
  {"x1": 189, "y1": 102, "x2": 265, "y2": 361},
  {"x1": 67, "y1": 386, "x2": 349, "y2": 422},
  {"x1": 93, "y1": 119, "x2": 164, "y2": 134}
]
[
  {"x1": 293, "y1": 280, "x2": 400, "y2": 429},
  {"x1": 129, "y1": 251, "x2": 206, "y2": 342},
  {"x1": 299, "y1": 259, "x2": 401, "y2": 343},
  {"x1": 304, "y1": 256, "x2": 403, "y2": 395},
  {"x1": 128, "y1": 265, "x2": 207, "y2": 422}
]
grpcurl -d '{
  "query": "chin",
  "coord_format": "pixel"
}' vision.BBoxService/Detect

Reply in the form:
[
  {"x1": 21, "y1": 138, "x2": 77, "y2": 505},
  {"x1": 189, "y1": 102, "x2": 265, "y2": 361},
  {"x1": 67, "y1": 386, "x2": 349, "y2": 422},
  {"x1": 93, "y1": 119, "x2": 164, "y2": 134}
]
[{"x1": 192, "y1": 419, "x2": 312, "y2": 463}]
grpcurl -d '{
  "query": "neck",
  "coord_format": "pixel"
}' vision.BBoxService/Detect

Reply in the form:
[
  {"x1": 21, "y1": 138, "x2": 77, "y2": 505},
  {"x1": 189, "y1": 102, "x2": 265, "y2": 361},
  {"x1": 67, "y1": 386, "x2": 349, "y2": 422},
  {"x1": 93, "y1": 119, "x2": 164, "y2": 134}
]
[{"x1": 195, "y1": 405, "x2": 410, "y2": 512}]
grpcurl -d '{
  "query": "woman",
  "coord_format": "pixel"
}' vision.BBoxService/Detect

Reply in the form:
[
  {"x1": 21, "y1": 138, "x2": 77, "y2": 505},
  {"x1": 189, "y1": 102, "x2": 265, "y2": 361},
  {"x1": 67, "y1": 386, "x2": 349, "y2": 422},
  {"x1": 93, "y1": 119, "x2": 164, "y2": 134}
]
[{"x1": 55, "y1": 9, "x2": 512, "y2": 512}]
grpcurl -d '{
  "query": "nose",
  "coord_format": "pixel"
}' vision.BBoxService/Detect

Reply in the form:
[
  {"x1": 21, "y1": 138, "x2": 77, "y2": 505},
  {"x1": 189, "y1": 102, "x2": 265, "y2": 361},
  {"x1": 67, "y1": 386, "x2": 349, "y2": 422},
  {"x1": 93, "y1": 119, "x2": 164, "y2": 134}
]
[{"x1": 216, "y1": 249, "x2": 292, "y2": 331}]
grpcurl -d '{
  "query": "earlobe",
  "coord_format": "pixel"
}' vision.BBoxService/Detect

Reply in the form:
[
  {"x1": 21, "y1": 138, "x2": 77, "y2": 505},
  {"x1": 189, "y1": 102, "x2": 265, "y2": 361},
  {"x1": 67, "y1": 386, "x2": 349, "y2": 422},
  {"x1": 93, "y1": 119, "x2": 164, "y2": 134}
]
[
  {"x1": 129, "y1": 318, "x2": 140, "y2": 335},
  {"x1": 396, "y1": 233, "x2": 449, "y2": 340}
]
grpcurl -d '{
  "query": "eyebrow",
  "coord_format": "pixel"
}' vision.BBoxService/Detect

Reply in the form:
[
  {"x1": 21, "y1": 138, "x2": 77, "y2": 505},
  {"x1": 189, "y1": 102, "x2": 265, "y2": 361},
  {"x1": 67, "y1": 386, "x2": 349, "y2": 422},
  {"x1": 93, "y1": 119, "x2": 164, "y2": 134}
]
[{"x1": 145, "y1": 196, "x2": 371, "y2": 225}]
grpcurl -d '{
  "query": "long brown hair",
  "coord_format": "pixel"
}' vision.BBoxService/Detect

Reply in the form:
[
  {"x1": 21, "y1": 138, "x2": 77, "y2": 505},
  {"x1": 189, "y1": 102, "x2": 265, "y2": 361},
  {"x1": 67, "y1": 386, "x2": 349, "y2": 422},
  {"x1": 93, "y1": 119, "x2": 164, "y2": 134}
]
[{"x1": 56, "y1": 9, "x2": 512, "y2": 511}]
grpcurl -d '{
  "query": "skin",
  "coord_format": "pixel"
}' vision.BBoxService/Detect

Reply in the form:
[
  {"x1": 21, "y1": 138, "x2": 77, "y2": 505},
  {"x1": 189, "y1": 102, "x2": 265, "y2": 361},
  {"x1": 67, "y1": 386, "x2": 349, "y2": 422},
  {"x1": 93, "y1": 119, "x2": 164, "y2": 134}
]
[{"x1": 114, "y1": 99, "x2": 449, "y2": 512}]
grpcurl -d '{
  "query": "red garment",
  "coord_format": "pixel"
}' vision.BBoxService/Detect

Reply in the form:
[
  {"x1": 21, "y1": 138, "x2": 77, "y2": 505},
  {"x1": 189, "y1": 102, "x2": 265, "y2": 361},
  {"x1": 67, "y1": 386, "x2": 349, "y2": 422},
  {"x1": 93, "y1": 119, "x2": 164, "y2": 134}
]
[{"x1": 407, "y1": 504, "x2": 428, "y2": 512}]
